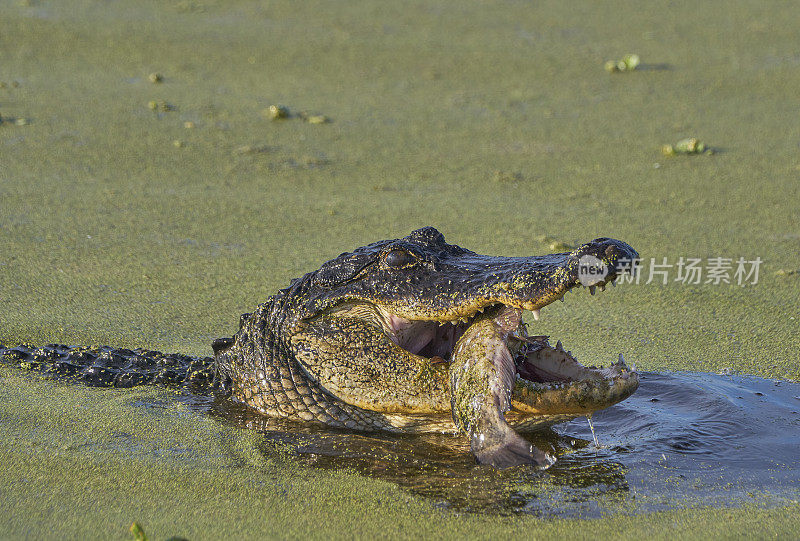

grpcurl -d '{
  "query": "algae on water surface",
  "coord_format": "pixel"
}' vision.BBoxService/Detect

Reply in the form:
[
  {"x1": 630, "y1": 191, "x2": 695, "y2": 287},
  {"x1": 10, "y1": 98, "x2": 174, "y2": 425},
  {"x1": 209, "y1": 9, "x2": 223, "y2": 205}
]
[{"x1": 2, "y1": 0, "x2": 800, "y2": 538}]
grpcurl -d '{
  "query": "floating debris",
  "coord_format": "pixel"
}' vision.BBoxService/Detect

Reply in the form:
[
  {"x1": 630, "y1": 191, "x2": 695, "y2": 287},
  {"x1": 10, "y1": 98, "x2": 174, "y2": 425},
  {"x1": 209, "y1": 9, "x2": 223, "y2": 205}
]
[
  {"x1": 129, "y1": 522, "x2": 187, "y2": 541},
  {"x1": 0, "y1": 113, "x2": 29, "y2": 126},
  {"x1": 233, "y1": 144, "x2": 273, "y2": 156},
  {"x1": 549, "y1": 241, "x2": 573, "y2": 251},
  {"x1": 305, "y1": 114, "x2": 330, "y2": 124},
  {"x1": 147, "y1": 100, "x2": 175, "y2": 112},
  {"x1": 148, "y1": 72, "x2": 163, "y2": 84},
  {"x1": 174, "y1": 0, "x2": 205, "y2": 13},
  {"x1": 264, "y1": 104, "x2": 290, "y2": 120},
  {"x1": 297, "y1": 110, "x2": 331, "y2": 124},
  {"x1": 775, "y1": 268, "x2": 799, "y2": 277},
  {"x1": 534, "y1": 235, "x2": 574, "y2": 252},
  {"x1": 605, "y1": 54, "x2": 640, "y2": 73},
  {"x1": 262, "y1": 105, "x2": 331, "y2": 123},
  {"x1": 300, "y1": 154, "x2": 330, "y2": 167},
  {"x1": 183, "y1": 121, "x2": 195, "y2": 129},
  {"x1": 662, "y1": 137, "x2": 714, "y2": 156},
  {"x1": 130, "y1": 522, "x2": 148, "y2": 541},
  {"x1": 493, "y1": 170, "x2": 524, "y2": 183}
]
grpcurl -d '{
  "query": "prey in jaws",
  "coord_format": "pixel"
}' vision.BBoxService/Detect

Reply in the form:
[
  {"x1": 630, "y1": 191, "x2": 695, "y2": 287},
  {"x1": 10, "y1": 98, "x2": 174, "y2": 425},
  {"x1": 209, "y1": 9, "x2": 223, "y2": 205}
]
[{"x1": 450, "y1": 304, "x2": 636, "y2": 468}]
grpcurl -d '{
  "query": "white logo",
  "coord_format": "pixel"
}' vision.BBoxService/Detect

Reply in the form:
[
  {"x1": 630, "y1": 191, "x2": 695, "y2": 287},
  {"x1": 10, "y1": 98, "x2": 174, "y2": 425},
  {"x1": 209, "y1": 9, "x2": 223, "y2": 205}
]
[{"x1": 577, "y1": 254, "x2": 608, "y2": 286}]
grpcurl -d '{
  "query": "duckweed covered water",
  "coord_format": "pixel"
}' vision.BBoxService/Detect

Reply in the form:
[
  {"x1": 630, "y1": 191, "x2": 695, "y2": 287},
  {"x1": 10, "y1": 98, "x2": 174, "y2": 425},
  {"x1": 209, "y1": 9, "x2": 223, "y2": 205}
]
[
  {"x1": 3, "y1": 0, "x2": 800, "y2": 537},
  {"x1": 3, "y1": 365, "x2": 799, "y2": 539},
  {"x1": 4, "y1": 363, "x2": 797, "y2": 528}
]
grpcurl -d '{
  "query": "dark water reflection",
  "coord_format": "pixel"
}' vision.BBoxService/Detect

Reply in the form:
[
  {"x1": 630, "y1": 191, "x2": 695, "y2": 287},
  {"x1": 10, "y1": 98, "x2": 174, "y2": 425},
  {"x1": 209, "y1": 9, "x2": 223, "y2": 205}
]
[{"x1": 202, "y1": 372, "x2": 800, "y2": 517}]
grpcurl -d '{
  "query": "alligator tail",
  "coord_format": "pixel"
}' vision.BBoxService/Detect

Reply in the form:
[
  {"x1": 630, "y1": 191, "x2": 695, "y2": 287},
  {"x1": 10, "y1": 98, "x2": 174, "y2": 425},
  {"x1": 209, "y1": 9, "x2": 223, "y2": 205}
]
[{"x1": 0, "y1": 342, "x2": 231, "y2": 394}]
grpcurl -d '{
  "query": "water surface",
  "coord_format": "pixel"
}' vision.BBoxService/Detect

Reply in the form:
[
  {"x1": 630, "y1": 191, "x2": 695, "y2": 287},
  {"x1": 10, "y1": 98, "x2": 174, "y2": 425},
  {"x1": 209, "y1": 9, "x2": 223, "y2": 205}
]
[{"x1": 185, "y1": 371, "x2": 800, "y2": 518}]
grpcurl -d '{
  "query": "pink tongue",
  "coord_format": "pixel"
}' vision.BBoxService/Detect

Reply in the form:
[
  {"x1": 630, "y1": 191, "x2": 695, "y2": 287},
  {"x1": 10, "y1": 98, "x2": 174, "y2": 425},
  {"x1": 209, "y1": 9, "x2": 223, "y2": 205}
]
[
  {"x1": 401, "y1": 324, "x2": 437, "y2": 354},
  {"x1": 517, "y1": 356, "x2": 570, "y2": 383}
]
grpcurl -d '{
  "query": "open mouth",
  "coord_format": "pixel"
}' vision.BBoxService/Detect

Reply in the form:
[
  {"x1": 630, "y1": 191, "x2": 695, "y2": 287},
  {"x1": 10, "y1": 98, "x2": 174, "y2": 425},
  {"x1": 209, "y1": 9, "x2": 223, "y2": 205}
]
[{"x1": 375, "y1": 277, "x2": 639, "y2": 419}]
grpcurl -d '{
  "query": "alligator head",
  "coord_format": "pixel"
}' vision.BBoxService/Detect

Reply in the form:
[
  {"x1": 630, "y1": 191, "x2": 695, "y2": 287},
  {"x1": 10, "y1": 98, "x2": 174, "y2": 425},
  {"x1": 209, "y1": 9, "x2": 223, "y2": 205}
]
[{"x1": 215, "y1": 227, "x2": 640, "y2": 468}]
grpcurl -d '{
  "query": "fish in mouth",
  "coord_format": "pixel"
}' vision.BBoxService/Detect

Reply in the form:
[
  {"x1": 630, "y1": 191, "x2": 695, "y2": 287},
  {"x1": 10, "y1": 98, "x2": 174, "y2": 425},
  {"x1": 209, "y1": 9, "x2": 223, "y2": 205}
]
[
  {"x1": 214, "y1": 227, "x2": 640, "y2": 469},
  {"x1": 448, "y1": 303, "x2": 636, "y2": 468}
]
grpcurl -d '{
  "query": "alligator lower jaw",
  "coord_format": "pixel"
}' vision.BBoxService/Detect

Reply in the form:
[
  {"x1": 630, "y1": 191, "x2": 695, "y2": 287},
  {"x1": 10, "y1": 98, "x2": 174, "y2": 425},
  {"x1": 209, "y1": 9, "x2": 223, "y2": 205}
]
[{"x1": 508, "y1": 335, "x2": 638, "y2": 415}]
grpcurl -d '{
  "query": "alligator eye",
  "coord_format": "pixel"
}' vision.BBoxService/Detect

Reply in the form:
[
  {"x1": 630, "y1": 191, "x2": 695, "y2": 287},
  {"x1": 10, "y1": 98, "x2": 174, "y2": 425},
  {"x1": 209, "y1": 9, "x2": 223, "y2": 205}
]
[{"x1": 385, "y1": 249, "x2": 414, "y2": 268}]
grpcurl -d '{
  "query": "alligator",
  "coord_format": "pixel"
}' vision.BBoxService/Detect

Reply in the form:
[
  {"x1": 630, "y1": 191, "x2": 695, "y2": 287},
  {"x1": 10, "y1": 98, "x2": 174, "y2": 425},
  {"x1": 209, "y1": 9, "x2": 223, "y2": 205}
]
[{"x1": 0, "y1": 227, "x2": 639, "y2": 468}]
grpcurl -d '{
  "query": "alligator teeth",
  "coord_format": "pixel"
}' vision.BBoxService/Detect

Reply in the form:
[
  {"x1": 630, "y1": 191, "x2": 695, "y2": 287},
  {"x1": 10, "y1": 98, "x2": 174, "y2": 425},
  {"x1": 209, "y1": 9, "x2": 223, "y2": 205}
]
[
  {"x1": 589, "y1": 286, "x2": 596, "y2": 295},
  {"x1": 556, "y1": 340, "x2": 563, "y2": 351},
  {"x1": 531, "y1": 309, "x2": 540, "y2": 321}
]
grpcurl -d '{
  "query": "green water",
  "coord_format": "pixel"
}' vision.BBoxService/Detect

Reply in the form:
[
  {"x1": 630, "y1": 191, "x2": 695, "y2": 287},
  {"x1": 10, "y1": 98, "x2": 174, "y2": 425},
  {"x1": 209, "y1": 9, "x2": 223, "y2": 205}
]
[{"x1": 1, "y1": 0, "x2": 799, "y2": 538}]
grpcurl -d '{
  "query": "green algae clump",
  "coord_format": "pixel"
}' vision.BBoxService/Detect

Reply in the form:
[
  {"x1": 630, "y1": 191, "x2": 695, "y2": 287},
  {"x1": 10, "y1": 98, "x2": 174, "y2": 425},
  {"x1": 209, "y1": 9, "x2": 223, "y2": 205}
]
[
  {"x1": 662, "y1": 137, "x2": 714, "y2": 156},
  {"x1": 605, "y1": 54, "x2": 641, "y2": 72},
  {"x1": 264, "y1": 104, "x2": 290, "y2": 120}
]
